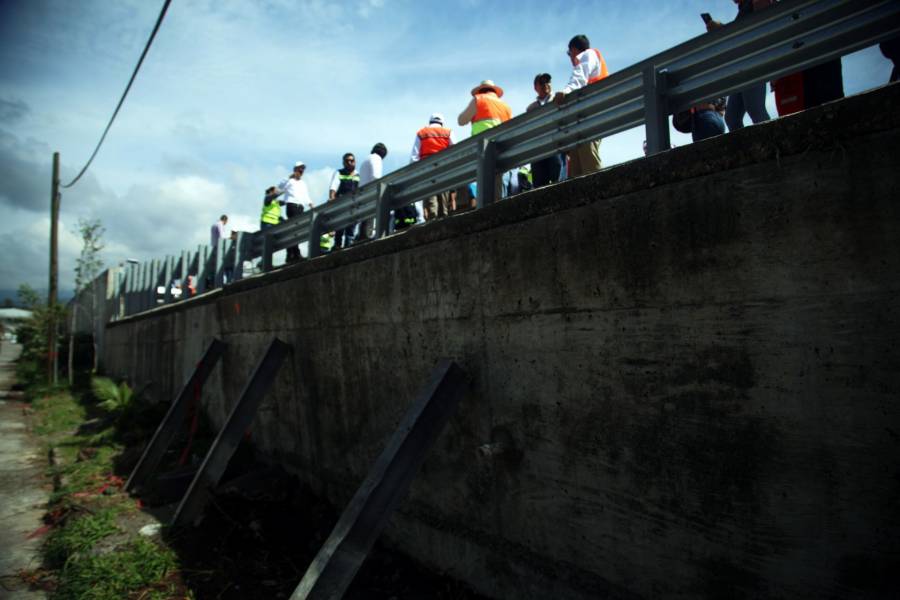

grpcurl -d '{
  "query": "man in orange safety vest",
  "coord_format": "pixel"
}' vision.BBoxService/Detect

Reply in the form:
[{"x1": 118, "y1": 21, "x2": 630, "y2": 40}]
[
  {"x1": 554, "y1": 34, "x2": 609, "y2": 177},
  {"x1": 411, "y1": 113, "x2": 457, "y2": 220}
]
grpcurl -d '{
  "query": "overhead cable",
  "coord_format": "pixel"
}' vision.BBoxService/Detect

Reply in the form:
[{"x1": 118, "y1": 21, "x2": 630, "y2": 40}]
[{"x1": 61, "y1": 0, "x2": 172, "y2": 189}]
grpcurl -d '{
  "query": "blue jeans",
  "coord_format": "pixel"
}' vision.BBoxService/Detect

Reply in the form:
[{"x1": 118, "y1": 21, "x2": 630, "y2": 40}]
[
  {"x1": 692, "y1": 110, "x2": 726, "y2": 142},
  {"x1": 725, "y1": 82, "x2": 770, "y2": 131}
]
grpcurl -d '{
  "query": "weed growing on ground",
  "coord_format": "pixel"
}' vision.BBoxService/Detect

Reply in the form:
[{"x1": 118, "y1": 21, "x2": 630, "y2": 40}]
[
  {"x1": 54, "y1": 538, "x2": 180, "y2": 600},
  {"x1": 43, "y1": 509, "x2": 119, "y2": 568},
  {"x1": 23, "y1": 372, "x2": 184, "y2": 599}
]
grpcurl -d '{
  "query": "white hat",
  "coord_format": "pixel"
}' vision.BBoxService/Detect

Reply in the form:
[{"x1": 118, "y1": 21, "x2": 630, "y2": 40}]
[
  {"x1": 429, "y1": 112, "x2": 444, "y2": 125},
  {"x1": 294, "y1": 161, "x2": 305, "y2": 168}
]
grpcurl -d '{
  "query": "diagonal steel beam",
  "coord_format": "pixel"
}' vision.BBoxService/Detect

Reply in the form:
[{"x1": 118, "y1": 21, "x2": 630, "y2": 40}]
[
  {"x1": 170, "y1": 338, "x2": 291, "y2": 527},
  {"x1": 125, "y1": 339, "x2": 226, "y2": 494},
  {"x1": 291, "y1": 360, "x2": 469, "y2": 600}
]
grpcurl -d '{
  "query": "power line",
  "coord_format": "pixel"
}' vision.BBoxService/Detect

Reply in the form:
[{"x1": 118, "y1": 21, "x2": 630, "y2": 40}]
[{"x1": 61, "y1": 0, "x2": 172, "y2": 189}]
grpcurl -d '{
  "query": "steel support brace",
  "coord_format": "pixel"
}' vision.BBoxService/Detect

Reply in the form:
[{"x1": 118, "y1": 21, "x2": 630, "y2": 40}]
[
  {"x1": 643, "y1": 66, "x2": 670, "y2": 156},
  {"x1": 476, "y1": 138, "x2": 498, "y2": 208},
  {"x1": 125, "y1": 339, "x2": 226, "y2": 494},
  {"x1": 170, "y1": 338, "x2": 291, "y2": 527},
  {"x1": 374, "y1": 182, "x2": 393, "y2": 238},
  {"x1": 291, "y1": 360, "x2": 469, "y2": 600}
]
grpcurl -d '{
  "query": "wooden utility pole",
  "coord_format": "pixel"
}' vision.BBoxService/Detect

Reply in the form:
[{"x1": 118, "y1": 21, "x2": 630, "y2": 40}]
[{"x1": 48, "y1": 152, "x2": 60, "y2": 384}]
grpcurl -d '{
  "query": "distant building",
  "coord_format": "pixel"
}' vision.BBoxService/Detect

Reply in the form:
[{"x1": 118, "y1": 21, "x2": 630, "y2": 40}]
[{"x1": 0, "y1": 307, "x2": 32, "y2": 342}]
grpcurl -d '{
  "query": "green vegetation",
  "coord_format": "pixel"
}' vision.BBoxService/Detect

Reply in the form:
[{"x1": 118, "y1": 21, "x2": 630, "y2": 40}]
[
  {"x1": 25, "y1": 374, "x2": 184, "y2": 599},
  {"x1": 91, "y1": 375, "x2": 134, "y2": 417},
  {"x1": 43, "y1": 509, "x2": 119, "y2": 568},
  {"x1": 54, "y1": 538, "x2": 178, "y2": 600}
]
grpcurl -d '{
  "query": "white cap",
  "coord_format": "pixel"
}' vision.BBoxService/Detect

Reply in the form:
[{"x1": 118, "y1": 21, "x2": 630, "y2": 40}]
[
  {"x1": 294, "y1": 161, "x2": 305, "y2": 168},
  {"x1": 429, "y1": 112, "x2": 444, "y2": 125}
]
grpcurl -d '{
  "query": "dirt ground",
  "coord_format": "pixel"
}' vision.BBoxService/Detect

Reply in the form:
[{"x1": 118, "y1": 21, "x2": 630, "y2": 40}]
[{"x1": 0, "y1": 343, "x2": 48, "y2": 599}]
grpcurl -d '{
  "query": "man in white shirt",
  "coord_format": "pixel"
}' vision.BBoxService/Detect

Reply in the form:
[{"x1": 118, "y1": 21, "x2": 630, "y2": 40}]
[
  {"x1": 356, "y1": 143, "x2": 388, "y2": 242},
  {"x1": 276, "y1": 161, "x2": 313, "y2": 261},
  {"x1": 210, "y1": 214, "x2": 228, "y2": 246},
  {"x1": 554, "y1": 34, "x2": 610, "y2": 177}
]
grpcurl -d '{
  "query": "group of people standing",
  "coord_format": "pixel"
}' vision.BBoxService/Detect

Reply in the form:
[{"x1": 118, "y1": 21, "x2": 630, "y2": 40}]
[
  {"x1": 682, "y1": 0, "x2": 851, "y2": 143},
  {"x1": 252, "y1": 32, "x2": 611, "y2": 260}
]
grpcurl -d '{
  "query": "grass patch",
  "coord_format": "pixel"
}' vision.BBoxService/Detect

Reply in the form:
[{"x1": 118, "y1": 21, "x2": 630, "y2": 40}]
[
  {"x1": 54, "y1": 538, "x2": 180, "y2": 600},
  {"x1": 43, "y1": 509, "x2": 119, "y2": 568},
  {"x1": 23, "y1": 373, "x2": 185, "y2": 599}
]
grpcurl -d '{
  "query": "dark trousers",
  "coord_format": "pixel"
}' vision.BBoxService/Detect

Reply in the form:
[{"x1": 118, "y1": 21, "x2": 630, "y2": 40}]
[
  {"x1": 393, "y1": 205, "x2": 418, "y2": 230},
  {"x1": 532, "y1": 153, "x2": 565, "y2": 188},
  {"x1": 285, "y1": 204, "x2": 302, "y2": 260},
  {"x1": 334, "y1": 225, "x2": 355, "y2": 249}
]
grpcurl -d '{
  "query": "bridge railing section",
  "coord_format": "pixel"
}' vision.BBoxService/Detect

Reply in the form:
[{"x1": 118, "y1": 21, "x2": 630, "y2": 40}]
[{"x1": 110, "y1": 0, "x2": 899, "y2": 320}]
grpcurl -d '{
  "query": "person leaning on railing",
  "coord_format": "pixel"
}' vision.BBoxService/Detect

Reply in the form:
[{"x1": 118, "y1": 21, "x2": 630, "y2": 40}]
[
  {"x1": 260, "y1": 186, "x2": 283, "y2": 230},
  {"x1": 276, "y1": 161, "x2": 313, "y2": 262},
  {"x1": 411, "y1": 113, "x2": 456, "y2": 222},
  {"x1": 706, "y1": 0, "x2": 773, "y2": 131},
  {"x1": 554, "y1": 34, "x2": 609, "y2": 177},
  {"x1": 458, "y1": 80, "x2": 511, "y2": 206}
]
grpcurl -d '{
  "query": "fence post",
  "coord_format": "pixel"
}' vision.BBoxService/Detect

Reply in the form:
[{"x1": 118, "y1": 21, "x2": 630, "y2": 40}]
[
  {"x1": 375, "y1": 182, "x2": 393, "y2": 238},
  {"x1": 476, "y1": 136, "x2": 498, "y2": 208},
  {"x1": 643, "y1": 66, "x2": 671, "y2": 156}
]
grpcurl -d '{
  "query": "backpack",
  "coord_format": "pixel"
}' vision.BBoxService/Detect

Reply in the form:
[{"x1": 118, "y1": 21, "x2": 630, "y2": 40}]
[{"x1": 672, "y1": 110, "x2": 692, "y2": 133}]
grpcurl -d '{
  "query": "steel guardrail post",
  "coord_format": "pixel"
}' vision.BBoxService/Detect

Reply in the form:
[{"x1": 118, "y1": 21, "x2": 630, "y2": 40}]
[
  {"x1": 643, "y1": 66, "x2": 671, "y2": 156},
  {"x1": 139, "y1": 261, "x2": 149, "y2": 312},
  {"x1": 476, "y1": 137, "x2": 498, "y2": 208},
  {"x1": 375, "y1": 182, "x2": 393, "y2": 238},
  {"x1": 308, "y1": 210, "x2": 325, "y2": 259},
  {"x1": 123, "y1": 264, "x2": 133, "y2": 316},
  {"x1": 149, "y1": 258, "x2": 161, "y2": 309},
  {"x1": 163, "y1": 255, "x2": 174, "y2": 304},
  {"x1": 196, "y1": 246, "x2": 209, "y2": 294},
  {"x1": 214, "y1": 239, "x2": 225, "y2": 288},
  {"x1": 232, "y1": 232, "x2": 246, "y2": 282},
  {"x1": 262, "y1": 231, "x2": 274, "y2": 272}
]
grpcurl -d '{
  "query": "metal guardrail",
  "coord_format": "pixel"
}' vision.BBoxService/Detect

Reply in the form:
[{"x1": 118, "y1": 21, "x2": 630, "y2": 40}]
[{"x1": 111, "y1": 0, "x2": 900, "y2": 319}]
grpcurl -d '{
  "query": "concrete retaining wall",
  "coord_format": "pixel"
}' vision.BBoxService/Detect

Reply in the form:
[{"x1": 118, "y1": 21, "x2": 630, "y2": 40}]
[{"x1": 104, "y1": 84, "x2": 900, "y2": 599}]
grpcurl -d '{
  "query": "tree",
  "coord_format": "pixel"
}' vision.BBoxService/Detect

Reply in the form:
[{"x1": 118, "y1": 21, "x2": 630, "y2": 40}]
[
  {"x1": 69, "y1": 218, "x2": 105, "y2": 384},
  {"x1": 15, "y1": 283, "x2": 65, "y2": 385}
]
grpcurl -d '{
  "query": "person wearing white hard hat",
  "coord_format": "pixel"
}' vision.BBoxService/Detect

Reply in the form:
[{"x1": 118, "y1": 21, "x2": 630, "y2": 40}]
[
  {"x1": 275, "y1": 160, "x2": 313, "y2": 261},
  {"x1": 411, "y1": 113, "x2": 457, "y2": 221}
]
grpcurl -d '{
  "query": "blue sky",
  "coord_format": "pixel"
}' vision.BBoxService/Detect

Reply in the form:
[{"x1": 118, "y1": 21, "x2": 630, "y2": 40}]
[{"x1": 0, "y1": 0, "x2": 892, "y2": 296}]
